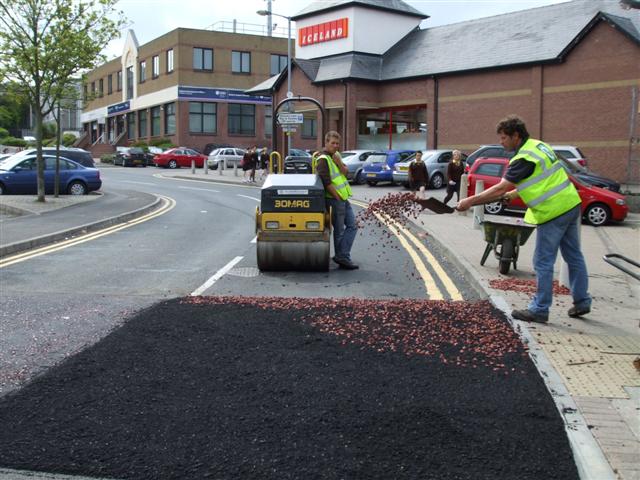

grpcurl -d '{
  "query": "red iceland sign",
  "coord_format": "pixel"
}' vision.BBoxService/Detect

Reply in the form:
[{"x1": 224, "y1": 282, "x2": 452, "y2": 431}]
[{"x1": 298, "y1": 18, "x2": 349, "y2": 47}]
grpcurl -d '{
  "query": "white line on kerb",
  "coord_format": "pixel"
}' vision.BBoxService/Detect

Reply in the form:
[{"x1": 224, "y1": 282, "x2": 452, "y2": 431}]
[
  {"x1": 237, "y1": 194, "x2": 260, "y2": 202},
  {"x1": 190, "y1": 256, "x2": 243, "y2": 296},
  {"x1": 178, "y1": 186, "x2": 220, "y2": 192}
]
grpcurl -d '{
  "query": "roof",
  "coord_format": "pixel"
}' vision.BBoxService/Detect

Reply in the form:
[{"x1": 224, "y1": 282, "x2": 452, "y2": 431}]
[
  {"x1": 291, "y1": 0, "x2": 428, "y2": 21},
  {"x1": 244, "y1": 74, "x2": 282, "y2": 95}
]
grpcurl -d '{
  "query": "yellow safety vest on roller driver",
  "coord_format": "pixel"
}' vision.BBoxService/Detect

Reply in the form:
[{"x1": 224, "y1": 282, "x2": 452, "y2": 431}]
[
  {"x1": 511, "y1": 138, "x2": 581, "y2": 225},
  {"x1": 314, "y1": 153, "x2": 352, "y2": 201}
]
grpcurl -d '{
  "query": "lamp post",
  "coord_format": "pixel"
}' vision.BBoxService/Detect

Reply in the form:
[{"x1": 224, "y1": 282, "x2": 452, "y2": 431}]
[{"x1": 257, "y1": 9, "x2": 292, "y2": 155}]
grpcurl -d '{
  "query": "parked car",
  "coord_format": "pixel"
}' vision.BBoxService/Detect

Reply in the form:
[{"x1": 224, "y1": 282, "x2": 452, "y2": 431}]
[
  {"x1": 467, "y1": 157, "x2": 627, "y2": 226},
  {"x1": 153, "y1": 147, "x2": 207, "y2": 169},
  {"x1": 465, "y1": 144, "x2": 587, "y2": 172},
  {"x1": 0, "y1": 154, "x2": 101, "y2": 195},
  {"x1": 393, "y1": 150, "x2": 469, "y2": 189},
  {"x1": 6, "y1": 147, "x2": 95, "y2": 168},
  {"x1": 339, "y1": 150, "x2": 376, "y2": 184},
  {"x1": 207, "y1": 147, "x2": 246, "y2": 170},
  {"x1": 284, "y1": 148, "x2": 313, "y2": 174},
  {"x1": 114, "y1": 147, "x2": 147, "y2": 167},
  {"x1": 203, "y1": 143, "x2": 234, "y2": 156},
  {"x1": 559, "y1": 156, "x2": 620, "y2": 192},
  {"x1": 361, "y1": 150, "x2": 415, "y2": 185},
  {"x1": 550, "y1": 145, "x2": 587, "y2": 167}
]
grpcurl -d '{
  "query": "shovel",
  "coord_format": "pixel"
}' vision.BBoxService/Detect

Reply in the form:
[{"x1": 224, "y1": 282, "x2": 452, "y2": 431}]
[{"x1": 415, "y1": 197, "x2": 456, "y2": 214}]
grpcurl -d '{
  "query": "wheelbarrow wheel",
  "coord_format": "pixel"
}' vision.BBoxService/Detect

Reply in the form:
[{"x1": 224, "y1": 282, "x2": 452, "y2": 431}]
[{"x1": 499, "y1": 238, "x2": 514, "y2": 275}]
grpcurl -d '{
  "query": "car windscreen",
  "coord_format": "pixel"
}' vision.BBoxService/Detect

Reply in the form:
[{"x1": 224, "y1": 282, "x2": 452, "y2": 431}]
[{"x1": 129, "y1": 147, "x2": 144, "y2": 154}]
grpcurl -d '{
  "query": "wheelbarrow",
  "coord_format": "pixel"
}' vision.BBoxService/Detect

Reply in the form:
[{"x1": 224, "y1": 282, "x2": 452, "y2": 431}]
[{"x1": 480, "y1": 217, "x2": 536, "y2": 274}]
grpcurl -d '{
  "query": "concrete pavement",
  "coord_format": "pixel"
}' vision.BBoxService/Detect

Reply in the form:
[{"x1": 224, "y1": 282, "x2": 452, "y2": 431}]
[{"x1": 1, "y1": 163, "x2": 638, "y2": 479}]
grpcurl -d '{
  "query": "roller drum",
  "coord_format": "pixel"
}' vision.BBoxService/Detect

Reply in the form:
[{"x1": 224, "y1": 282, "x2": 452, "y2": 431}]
[{"x1": 257, "y1": 240, "x2": 330, "y2": 271}]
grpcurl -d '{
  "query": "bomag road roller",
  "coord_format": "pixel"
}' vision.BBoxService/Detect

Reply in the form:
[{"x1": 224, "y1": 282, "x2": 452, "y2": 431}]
[{"x1": 256, "y1": 171, "x2": 331, "y2": 271}]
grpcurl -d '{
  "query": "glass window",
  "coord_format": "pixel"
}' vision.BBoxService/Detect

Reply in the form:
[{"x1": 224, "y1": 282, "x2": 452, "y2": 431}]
[
  {"x1": 302, "y1": 117, "x2": 317, "y2": 137},
  {"x1": 83, "y1": 84, "x2": 88, "y2": 100},
  {"x1": 228, "y1": 103, "x2": 255, "y2": 135},
  {"x1": 438, "y1": 152, "x2": 452, "y2": 163},
  {"x1": 127, "y1": 111, "x2": 136, "y2": 140},
  {"x1": 476, "y1": 163, "x2": 505, "y2": 177},
  {"x1": 270, "y1": 54, "x2": 288, "y2": 76},
  {"x1": 164, "y1": 102, "x2": 175, "y2": 135},
  {"x1": 189, "y1": 102, "x2": 216, "y2": 133},
  {"x1": 107, "y1": 74, "x2": 113, "y2": 94},
  {"x1": 126, "y1": 66, "x2": 133, "y2": 100},
  {"x1": 232, "y1": 51, "x2": 251, "y2": 73},
  {"x1": 151, "y1": 106, "x2": 161, "y2": 136},
  {"x1": 138, "y1": 109, "x2": 147, "y2": 137},
  {"x1": 193, "y1": 47, "x2": 213, "y2": 71},
  {"x1": 264, "y1": 106, "x2": 272, "y2": 137},
  {"x1": 152, "y1": 56, "x2": 159, "y2": 78},
  {"x1": 166, "y1": 49, "x2": 174, "y2": 73},
  {"x1": 139, "y1": 60, "x2": 146, "y2": 83},
  {"x1": 91, "y1": 82, "x2": 95, "y2": 95},
  {"x1": 117, "y1": 70, "x2": 122, "y2": 91},
  {"x1": 357, "y1": 107, "x2": 427, "y2": 151},
  {"x1": 98, "y1": 79, "x2": 103, "y2": 97}
]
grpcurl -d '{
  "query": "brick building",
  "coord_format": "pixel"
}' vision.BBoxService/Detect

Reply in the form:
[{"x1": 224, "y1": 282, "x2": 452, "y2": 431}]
[
  {"x1": 249, "y1": 0, "x2": 640, "y2": 183},
  {"x1": 80, "y1": 27, "x2": 291, "y2": 156}
]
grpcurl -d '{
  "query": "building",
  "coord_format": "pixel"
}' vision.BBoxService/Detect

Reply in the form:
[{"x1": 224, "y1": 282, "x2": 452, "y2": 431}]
[
  {"x1": 248, "y1": 0, "x2": 640, "y2": 183},
  {"x1": 79, "y1": 26, "x2": 291, "y2": 155}
]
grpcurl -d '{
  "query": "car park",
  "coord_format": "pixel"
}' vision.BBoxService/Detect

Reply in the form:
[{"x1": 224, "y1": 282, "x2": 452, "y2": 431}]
[
  {"x1": 393, "y1": 150, "x2": 468, "y2": 189},
  {"x1": 114, "y1": 147, "x2": 147, "y2": 167},
  {"x1": 467, "y1": 157, "x2": 627, "y2": 226},
  {"x1": 284, "y1": 148, "x2": 313, "y2": 174},
  {"x1": 465, "y1": 144, "x2": 587, "y2": 172},
  {"x1": 5, "y1": 147, "x2": 95, "y2": 168},
  {"x1": 550, "y1": 145, "x2": 587, "y2": 167},
  {"x1": 207, "y1": 147, "x2": 246, "y2": 170},
  {"x1": 203, "y1": 143, "x2": 234, "y2": 156},
  {"x1": 153, "y1": 147, "x2": 207, "y2": 169},
  {"x1": 339, "y1": 150, "x2": 376, "y2": 184},
  {"x1": 362, "y1": 150, "x2": 415, "y2": 186},
  {"x1": 0, "y1": 154, "x2": 101, "y2": 195}
]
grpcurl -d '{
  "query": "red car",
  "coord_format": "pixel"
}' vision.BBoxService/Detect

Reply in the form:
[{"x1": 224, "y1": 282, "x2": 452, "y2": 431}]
[
  {"x1": 153, "y1": 147, "x2": 207, "y2": 169},
  {"x1": 467, "y1": 157, "x2": 628, "y2": 226}
]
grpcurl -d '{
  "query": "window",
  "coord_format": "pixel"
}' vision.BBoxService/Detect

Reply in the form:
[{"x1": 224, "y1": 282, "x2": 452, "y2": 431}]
[
  {"x1": 126, "y1": 66, "x2": 133, "y2": 100},
  {"x1": 232, "y1": 51, "x2": 251, "y2": 73},
  {"x1": 151, "y1": 106, "x2": 161, "y2": 136},
  {"x1": 189, "y1": 102, "x2": 216, "y2": 133},
  {"x1": 98, "y1": 79, "x2": 104, "y2": 97},
  {"x1": 228, "y1": 103, "x2": 255, "y2": 135},
  {"x1": 475, "y1": 162, "x2": 505, "y2": 177},
  {"x1": 193, "y1": 47, "x2": 213, "y2": 71},
  {"x1": 83, "y1": 84, "x2": 88, "y2": 100},
  {"x1": 152, "y1": 55, "x2": 159, "y2": 78},
  {"x1": 166, "y1": 49, "x2": 174, "y2": 73},
  {"x1": 138, "y1": 110, "x2": 147, "y2": 137},
  {"x1": 164, "y1": 102, "x2": 175, "y2": 135},
  {"x1": 91, "y1": 81, "x2": 95, "y2": 96},
  {"x1": 302, "y1": 117, "x2": 317, "y2": 137},
  {"x1": 264, "y1": 106, "x2": 272, "y2": 136},
  {"x1": 107, "y1": 74, "x2": 113, "y2": 94},
  {"x1": 127, "y1": 112, "x2": 136, "y2": 140},
  {"x1": 438, "y1": 152, "x2": 452, "y2": 163},
  {"x1": 139, "y1": 60, "x2": 146, "y2": 83},
  {"x1": 270, "y1": 54, "x2": 288, "y2": 76},
  {"x1": 117, "y1": 70, "x2": 122, "y2": 91}
]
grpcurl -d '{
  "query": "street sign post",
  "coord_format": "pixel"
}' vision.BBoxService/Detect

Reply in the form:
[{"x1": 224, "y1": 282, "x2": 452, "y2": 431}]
[
  {"x1": 277, "y1": 113, "x2": 304, "y2": 125},
  {"x1": 281, "y1": 125, "x2": 297, "y2": 132}
]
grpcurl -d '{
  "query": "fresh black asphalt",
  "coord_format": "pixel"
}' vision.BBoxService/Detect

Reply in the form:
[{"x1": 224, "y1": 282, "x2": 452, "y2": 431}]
[{"x1": 0, "y1": 297, "x2": 579, "y2": 480}]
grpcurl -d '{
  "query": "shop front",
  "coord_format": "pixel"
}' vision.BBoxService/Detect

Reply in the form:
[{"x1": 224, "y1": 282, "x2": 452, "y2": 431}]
[{"x1": 357, "y1": 106, "x2": 427, "y2": 151}]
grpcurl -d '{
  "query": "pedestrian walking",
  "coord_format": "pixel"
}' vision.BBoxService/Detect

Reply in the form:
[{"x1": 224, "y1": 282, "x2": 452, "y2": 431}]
[
  {"x1": 249, "y1": 146, "x2": 259, "y2": 183},
  {"x1": 457, "y1": 115, "x2": 591, "y2": 323},
  {"x1": 241, "y1": 148, "x2": 252, "y2": 183},
  {"x1": 259, "y1": 148, "x2": 269, "y2": 179},
  {"x1": 443, "y1": 150, "x2": 465, "y2": 204},
  {"x1": 408, "y1": 151, "x2": 429, "y2": 200}
]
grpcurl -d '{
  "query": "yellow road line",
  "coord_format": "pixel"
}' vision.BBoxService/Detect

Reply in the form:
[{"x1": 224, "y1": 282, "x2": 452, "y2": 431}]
[{"x1": 0, "y1": 195, "x2": 176, "y2": 268}]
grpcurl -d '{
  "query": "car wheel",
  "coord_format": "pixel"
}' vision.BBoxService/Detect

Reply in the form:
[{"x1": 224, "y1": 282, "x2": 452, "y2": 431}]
[
  {"x1": 355, "y1": 170, "x2": 366, "y2": 185},
  {"x1": 484, "y1": 201, "x2": 504, "y2": 215},
  {"x1": 584, "y1": 203, "x2": 610, "y2": 226},
  {"x1": 168, "y1": 159, "x2": 178, "y2": 169},
  {"x1": 367, "y1": 181, "x2": 377, "y2": 186},
  {"x1": 67, "y1": 181, "x2": 87, "y2": 195},
  {"x1": 430, "y1": 173, "x2": 444, "y2": 189}
]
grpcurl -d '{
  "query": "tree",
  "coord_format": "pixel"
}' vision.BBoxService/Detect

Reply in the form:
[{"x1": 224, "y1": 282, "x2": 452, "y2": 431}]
[{"x1": 0, "y1": 0, "x2": 125, "y2": 201}]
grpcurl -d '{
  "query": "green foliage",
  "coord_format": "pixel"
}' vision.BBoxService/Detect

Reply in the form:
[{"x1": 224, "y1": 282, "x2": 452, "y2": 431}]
[
  {"x1": 158, "y1": 142, "x2": 175, "y2": 150},
  {"x1": 43, "y1": 138, "x2": 57, "y2": 147},
  {"x1": 100, "y1": 154, "x2": 114, "y2": 164},
  {"x1": 42, "y1": 121, "x2": 57, "y2": 139},
  {"x1": 2, "y1": 136, "x2": 26, "y2": 147},
  {"x1": 0, "y1": 127, "x2": 8, "y2": 138},
  {"x1": 131, "y1": 140, "x2": 149, "y2": 152},
  {"x1": 62, "y1": 133, "x2": 76, "y2": 146},
  {"x1": 149, "y1": 137, "x2": 173, "y2": 147}
]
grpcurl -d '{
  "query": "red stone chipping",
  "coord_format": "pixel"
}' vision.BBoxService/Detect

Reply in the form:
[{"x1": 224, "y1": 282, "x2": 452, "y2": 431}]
[{"x1": 489, "y1": 278, "x2": 571, "y2": 295}]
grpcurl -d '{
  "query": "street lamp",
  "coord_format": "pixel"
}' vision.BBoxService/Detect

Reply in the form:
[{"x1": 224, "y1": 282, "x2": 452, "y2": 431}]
[{"x1": 257, "y1": 9, "x2": 292, "y2": 154}]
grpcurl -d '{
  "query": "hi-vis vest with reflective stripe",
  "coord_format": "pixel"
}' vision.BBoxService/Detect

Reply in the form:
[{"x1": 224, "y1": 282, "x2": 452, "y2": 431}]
[
  {"x1": 511, "y1": 138, "x2": 581, "y2": 225},
  {"x1": 315, "y1": 153, "x2": 352, "y2": 200}
]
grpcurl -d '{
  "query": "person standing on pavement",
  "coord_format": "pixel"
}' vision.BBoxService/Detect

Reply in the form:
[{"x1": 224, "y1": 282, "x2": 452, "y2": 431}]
[
  {"x1": 249, "y1": 146, "x2": 259, "y2": 183},
  {"x1": 314, "y1": 131, "x2": 359, "y2": 270},
  {"x1": 241, "y1": 148, "x2": 252, "y2": 183},
  {"x1": 408, "y1": 151, "x2": 429, "y2": 200},
  {"x1": 457, "y1": 115, "x2": 591, "y2": 323},
  {"x1": 259, "y1": 148, "x2": 269, "y2": 179},
  {"x1": 443, "y1": 150, "x2": 465, "y2": 205}
]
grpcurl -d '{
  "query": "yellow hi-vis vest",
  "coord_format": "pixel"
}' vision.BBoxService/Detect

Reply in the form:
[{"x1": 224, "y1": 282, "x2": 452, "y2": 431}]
[
  {"x1": 511, "y1": 138, "x2": 581, "y2": 225},
  {"x1": 314, "y1": 153, "x2": 352, "y2": 200}
]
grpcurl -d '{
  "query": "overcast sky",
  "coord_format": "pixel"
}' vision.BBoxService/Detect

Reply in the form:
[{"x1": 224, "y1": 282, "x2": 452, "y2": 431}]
[{"x1": 104, "y1": 0, "x2": 571, "y2": 59}]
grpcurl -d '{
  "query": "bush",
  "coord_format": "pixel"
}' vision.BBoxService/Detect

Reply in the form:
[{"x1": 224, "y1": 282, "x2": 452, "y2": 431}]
[
  {"x1": 62, "y1": 133, "x2": 77, "y2": 147},
  {"x1": 43, "y1": 138, "x2": 56, "y2": 147},
  {"x1": 3, "y1": 136, "x2": 27, "y2": 147},
  {"x1": 158, "y1": 142, "x2": 175, "y2": 150},
  {"x1": 131, "y1": 140, "x2": 149, "y2": 152},
  {"x1": 100, "y1": 154, "x2": 115, "y2": 164},
  {"x1": 149, "y1": 137, "x2": 173, "y2": 147},
  {"x1": 0, "y1": 127, "x2": 8, "y2": 139}
]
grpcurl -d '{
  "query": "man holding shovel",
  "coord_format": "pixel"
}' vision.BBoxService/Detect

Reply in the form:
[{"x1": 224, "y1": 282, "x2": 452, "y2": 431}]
[{"x1": 456, "y1": 115, "x2": 591, "y2": 324}]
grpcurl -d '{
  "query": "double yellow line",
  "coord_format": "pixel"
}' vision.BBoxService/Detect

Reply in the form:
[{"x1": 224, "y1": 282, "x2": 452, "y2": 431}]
[
  {"x1": 351, "y1": 199, "x2": 462, "y2": 301},
  {"x1": 0, "y1": 195, "x2": 176, "y2": 269}
]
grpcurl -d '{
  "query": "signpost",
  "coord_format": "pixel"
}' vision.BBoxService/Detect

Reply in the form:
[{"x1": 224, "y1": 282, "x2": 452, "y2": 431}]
[
  {"x1": 277, "y1": 113, "x2": 304, "y2": 125},
  {"x1": 281, "y1": 125, "x2": 297, "y2": 132}
]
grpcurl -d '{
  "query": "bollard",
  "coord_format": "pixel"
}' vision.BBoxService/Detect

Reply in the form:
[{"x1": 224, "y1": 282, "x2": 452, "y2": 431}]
[
  {"x1": 234, "y1": 161, "x2": 238, "y2": 177},
  {"x1": 472, "y1": 179, "x2": 484, "y2": 230},
  {"x1": 218, "y1": 158, "x2": 223, "y2": 175},
  {"x1": 459, "y1": 174, "x2": 469, "y2": 216},
  {"x1": 191, "y1": 159, "x2": 195, "y2": 174},
  {"x1": 204, "y1": 157, "x2": 208, "y2": 175}
]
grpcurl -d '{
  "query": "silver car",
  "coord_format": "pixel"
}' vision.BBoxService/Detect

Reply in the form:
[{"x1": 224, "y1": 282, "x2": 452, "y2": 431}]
[
  {"x1": 392, "y1": 150, "x2": 461, "y2": 189},
  {"x1": 339, "y1": 150, "x2": 376, "y2": 184},
  {"x1": 207, "y1": 147, "x2": 246, "y2": 169}
]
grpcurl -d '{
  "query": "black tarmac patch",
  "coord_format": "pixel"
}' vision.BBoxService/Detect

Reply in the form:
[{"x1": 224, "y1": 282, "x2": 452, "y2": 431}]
[{"x1": 0, "y1": 297, "x2": 578, "y2": 480}]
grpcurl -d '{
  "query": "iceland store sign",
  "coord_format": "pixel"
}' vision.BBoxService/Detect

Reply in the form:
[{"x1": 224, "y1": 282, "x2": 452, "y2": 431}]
[{"x1": 178, "y1": 87, "x2": 271, "y2": 104}]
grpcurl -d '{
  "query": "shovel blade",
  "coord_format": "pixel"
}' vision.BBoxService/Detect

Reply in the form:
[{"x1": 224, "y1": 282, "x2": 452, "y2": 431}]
[{"x1": 416, "y1": 197, "x2": 455, "y2": 214}]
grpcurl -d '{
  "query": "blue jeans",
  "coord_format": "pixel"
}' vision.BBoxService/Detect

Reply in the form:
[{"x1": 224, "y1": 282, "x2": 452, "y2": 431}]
[
  {"x1": 326, "y1": 198, "x2": 357, "y2": 262},
  {"x1": 529, "y1": 205, "x2": 591, "y2": 315}
]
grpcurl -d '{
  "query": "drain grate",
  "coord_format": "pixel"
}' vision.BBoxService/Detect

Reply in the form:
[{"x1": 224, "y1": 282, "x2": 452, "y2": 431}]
[{"x1": 227, "y1": 267, "x2": 260, "y2": 278}]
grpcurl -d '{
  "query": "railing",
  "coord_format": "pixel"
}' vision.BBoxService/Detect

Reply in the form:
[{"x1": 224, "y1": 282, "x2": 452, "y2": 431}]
[
  {"x1": 206, "y1": 20, "x2": 292, "y2": 39},
  {"x1": 111, "y1": 130, "x2": 126, "y2": 146},
  {"x1": 603, "y1": 253, "x2": 640, "y2": 281},
  {"x1": 73, "y1": 131, "x2": 88, "y2": 148},
  {"x1": 91, "y1": 133, "x2": 104, "y2": 147}
]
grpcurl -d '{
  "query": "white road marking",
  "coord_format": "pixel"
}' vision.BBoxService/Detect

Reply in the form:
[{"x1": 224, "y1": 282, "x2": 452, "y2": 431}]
[
  {"x1": 178, "y1": 186, "x2": 220, "y2": 192},
  {"x1": 251, "y1": 236, "x2": 257, "y2": 243},
  {"x1": 122, "y1": 181, "x2": 157, "y2": 186},
  {"x1": 190, "y1": 256, "x2": 243, "y2": 296},
  {"x1": 237, "y1": 194, "x2": 260, "y2": 202}
]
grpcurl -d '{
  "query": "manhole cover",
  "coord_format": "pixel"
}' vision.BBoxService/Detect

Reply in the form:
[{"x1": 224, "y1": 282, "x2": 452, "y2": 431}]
[{"x1": 228, "y1": 267, "x2": 260, "y2": 278}]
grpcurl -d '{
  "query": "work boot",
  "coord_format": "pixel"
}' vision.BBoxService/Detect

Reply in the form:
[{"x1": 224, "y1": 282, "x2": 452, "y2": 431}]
[
  {"x1": 333, "y1": 256, "x2": 359, "y2": 270},
  {"x1": 568, "y1": 305, "x2": 591, "y2": 318},
  {"x1": 511, "y1": 309, "x2": 548, "y2": 324}
]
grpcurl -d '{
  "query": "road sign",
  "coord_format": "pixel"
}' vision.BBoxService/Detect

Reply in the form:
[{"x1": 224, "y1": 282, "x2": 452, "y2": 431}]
[
  {"x1": 277, "y1": 113, "x2": 304, "y2": 125},
  {"x1": 281, "y1": 125, "x2": 297, "y2": 132}
]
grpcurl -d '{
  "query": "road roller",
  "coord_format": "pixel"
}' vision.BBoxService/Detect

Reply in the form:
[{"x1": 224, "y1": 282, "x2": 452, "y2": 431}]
[{"x1": 256, "y1": 173, "x2": 331, "y2": 271}]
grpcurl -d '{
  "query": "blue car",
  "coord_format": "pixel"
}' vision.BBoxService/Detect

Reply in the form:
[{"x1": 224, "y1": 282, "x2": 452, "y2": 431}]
[
  {"x1": 0, "y1": 154, "x2": 101, "y2": 195},
  {"x1": 362, "y1": 150, "x2": 415, "y2": 185}
]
